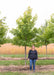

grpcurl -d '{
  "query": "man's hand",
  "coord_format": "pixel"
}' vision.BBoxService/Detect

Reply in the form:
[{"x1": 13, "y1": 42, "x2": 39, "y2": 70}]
[
  {"x1": 28, "y1": 58, "x2": 29, "y2": 61},
  {"x1": 36, "y1": 59, "x2": 38, "y2": 61}
]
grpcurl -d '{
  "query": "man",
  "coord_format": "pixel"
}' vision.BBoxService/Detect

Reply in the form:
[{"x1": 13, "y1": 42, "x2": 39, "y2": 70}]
[{"x1": 28, "y1": 45, "x2": 38, "y2": 72}]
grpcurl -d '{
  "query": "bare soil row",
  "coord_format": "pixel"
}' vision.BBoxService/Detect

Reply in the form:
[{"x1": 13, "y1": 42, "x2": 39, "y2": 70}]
[
  {"x1": 0, "y1": 65, "x2": 54, "y2": 72},
  {"x1": 0, "y1": 57, "x2": 54, "y2": 60}
]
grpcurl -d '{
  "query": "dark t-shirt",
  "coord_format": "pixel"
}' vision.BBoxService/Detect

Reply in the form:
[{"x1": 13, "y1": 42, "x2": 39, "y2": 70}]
[{"x1": 28, "y1": 50, "x2": 38, "y2": 60}]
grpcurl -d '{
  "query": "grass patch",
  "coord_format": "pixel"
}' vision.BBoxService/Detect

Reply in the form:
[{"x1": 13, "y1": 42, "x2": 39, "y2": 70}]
[
  {"x1": 38, "y1": 54, "x2": 54, "y2": 58},
  {"x1": 0, "y1": 54, "x2": 25, "y2": 58},
  {"x1": 36, "y1": 60, "x2": 54, "y2": 65},
  {"x1": 0, "y1": 72, "x2": 26, "y2": 75},
  {"x1": 0, "y1": 54, "x2": 54, "y2": 58},
  {"x1": 0, "y1": 71, "x2": 54, "y2": 75},
  {"x1": 0, "y1": 60, "x2": 25, "y2": 66},
  {"x1": 0, "y1": 60, "x2": 54, "y2": 66}
]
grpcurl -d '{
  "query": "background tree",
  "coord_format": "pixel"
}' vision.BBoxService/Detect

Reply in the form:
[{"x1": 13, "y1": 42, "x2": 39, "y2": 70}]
[
  {"x1": 11, "y1": 6, "x2": 38, "y2": 65},
  {"x1": 48, "y1": 13, "x2": 54, "y2": 43},
  {"x1": 35, "y1": 21, "x2": 51, "y2": 57},
  {"x1": 35, "y1": 14, "x2": 54, "y2": 57},
  {"x1": 6, "y1": 36, "x2": 12, "y2": 43},
  {"x1": 0, "y1": 14, "x2": 8, "y2": 46}
]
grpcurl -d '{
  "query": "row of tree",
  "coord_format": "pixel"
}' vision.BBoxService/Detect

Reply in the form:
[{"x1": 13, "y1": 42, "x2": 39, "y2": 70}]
[{"x1": 0, "y1": 7, "x2": 54, "y2": 65}]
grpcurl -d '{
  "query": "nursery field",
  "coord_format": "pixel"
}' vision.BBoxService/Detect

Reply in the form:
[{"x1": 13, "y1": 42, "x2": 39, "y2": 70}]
[
  {"x1": 0, "y1": 58, "x2": 54, "y2": 75},
  {"x1": 0, "y1": 43, "x2": 54, "y2": 75},
  {"x1": 0, "y1": 55, "x2": 54, "y2": 75}
]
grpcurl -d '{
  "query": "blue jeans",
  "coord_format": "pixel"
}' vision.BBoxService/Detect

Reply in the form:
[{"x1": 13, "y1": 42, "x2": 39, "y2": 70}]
[{"x1": 30, "y1": 59, "x2": 36, "y2": 71}]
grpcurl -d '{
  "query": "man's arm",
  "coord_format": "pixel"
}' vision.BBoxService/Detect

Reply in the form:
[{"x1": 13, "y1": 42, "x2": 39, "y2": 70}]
[
  {"x1": 36, "y1": 51, "x2": 38, "y2": 61},
  {"x1": 37, "y1": 51, "x2": 38, "y2": 59},
  {"x1": 36, "y1": 50, "x2": 38, "y2": 60}
]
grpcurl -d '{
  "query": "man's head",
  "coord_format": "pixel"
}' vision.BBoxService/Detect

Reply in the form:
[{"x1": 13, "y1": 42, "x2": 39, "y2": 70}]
[{"x1": 32, "y1": 44, "x2": 35, "y2": 50}]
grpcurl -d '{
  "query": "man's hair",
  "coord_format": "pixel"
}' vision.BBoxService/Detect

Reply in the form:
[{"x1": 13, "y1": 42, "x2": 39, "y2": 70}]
[{"x1": 32, "y1": 44, "x2": 35, "y2": 46}]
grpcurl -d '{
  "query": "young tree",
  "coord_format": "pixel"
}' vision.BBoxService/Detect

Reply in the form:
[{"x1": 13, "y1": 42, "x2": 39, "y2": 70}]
[
  {"x1": 0, "y1": 15, "x2": 8, "y2": 46},
  {"x1": 40, "y1": 21, "x2": 49, "y2": 56},
  {"x1": 11, "y1": 6, "x2": 38, "y2": 65},
  {"x1": 35, "y1": 20, "x2": 51, "y2": 57},
  {"x1": 6, "y1": 36, "x2": 12, "y2": 43},
  {"x1": 48, "y1": 14, "x2": 54, "y2": 40},
  {"x1": 36, "y1": 14, "x2": 54, "y2": 57},
  {"x1": 44, "y1": 14, "x2": 54, "y2": 55}
]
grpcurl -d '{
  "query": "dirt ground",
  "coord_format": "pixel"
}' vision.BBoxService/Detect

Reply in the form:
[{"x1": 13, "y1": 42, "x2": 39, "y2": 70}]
[
  {"x1": 0, "y1": 65, "x2": 54, "y2": 72},
  {"x1": 0, "y1": 57, "x2": 54, "y2": 72},
  {"x1": 0, "y1": 57, "x2": 54, "y2": 60}
]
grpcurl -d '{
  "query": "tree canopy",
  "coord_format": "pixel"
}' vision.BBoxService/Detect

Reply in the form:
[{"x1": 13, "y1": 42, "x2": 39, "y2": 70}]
[
  {"x1": 0, "y1": 16, "x2": 8, "y2": 45},
  {"x1": 11, "y1": 6, "x2": 38, "y2": 47}
]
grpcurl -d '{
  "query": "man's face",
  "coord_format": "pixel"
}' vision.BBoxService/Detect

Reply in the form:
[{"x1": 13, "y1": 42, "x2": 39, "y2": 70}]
[{"x1": 32, "y1": 45, "x2": 35, "y2": 49}]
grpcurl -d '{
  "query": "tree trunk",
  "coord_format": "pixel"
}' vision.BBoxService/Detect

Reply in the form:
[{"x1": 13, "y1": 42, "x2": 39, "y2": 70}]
[
  {"x1": 46, "y1": 45, "x2": 47, "y2": 57},
  {"x1": 0, "y1": 45, "x2": 1, "y2": 47},
  {"x1": 25, "y1": 45, "x2": 26, "y2": 65}
]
